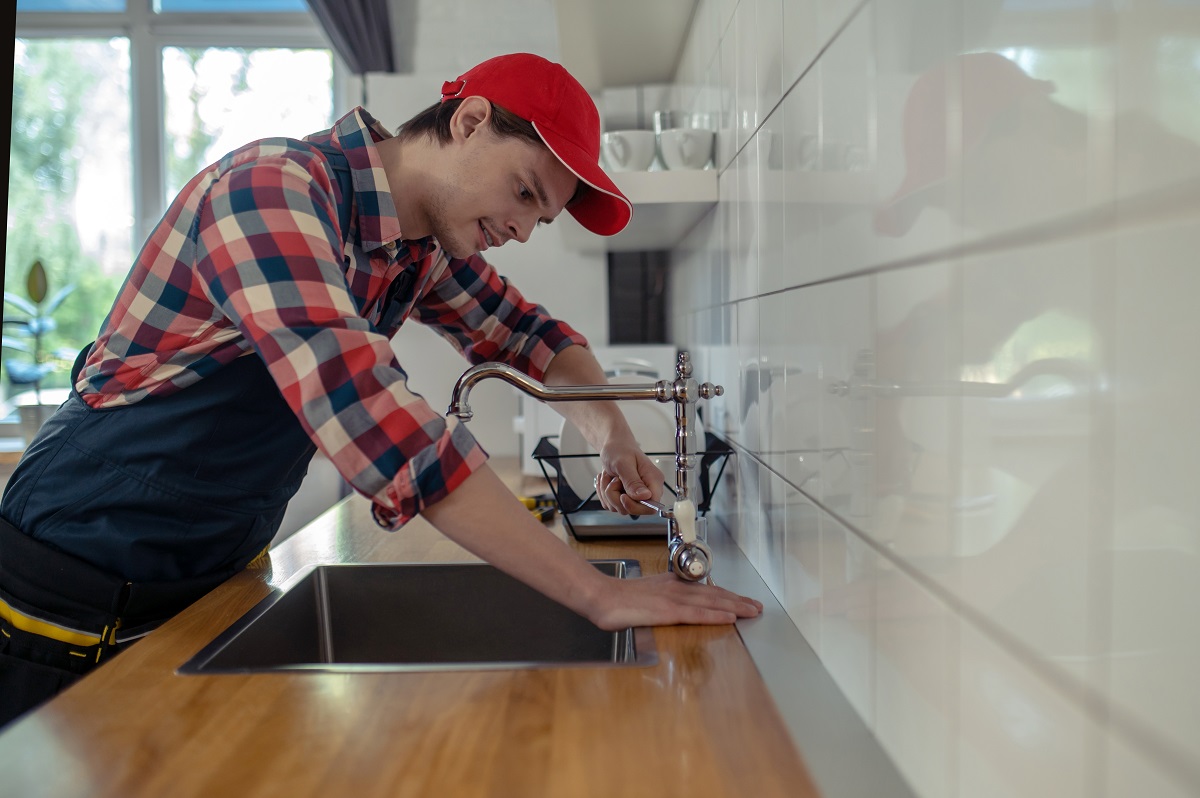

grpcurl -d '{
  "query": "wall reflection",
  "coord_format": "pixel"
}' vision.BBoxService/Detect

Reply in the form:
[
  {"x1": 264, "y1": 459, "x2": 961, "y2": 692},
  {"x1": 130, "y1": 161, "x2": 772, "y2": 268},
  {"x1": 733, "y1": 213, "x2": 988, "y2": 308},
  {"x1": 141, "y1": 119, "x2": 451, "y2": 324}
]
[{"x1": 672, "y1": 0, "x2": 1200, "y2": 793}]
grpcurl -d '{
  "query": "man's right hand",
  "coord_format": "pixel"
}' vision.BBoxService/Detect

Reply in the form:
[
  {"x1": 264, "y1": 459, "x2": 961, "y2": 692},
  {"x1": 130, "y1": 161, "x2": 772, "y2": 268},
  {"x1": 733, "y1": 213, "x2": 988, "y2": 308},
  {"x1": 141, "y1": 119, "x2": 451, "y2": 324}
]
[
  {"x1": 585, "y1": 571, "x2": 762, "y2": 631},
  {"x1": 421, "y1": 465, "x2": 762, "y2": 630}
]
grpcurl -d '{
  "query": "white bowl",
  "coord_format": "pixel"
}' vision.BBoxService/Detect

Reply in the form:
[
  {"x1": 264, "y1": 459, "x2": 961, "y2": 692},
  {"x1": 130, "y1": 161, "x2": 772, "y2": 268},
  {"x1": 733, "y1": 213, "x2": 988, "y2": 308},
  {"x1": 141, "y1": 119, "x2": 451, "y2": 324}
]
[
  {"x1": 601, "y1": 130, "x2": 657, "y2": 172},
  {"x1": 658, "y1": 128, "x2": 714, "y2": 171}
]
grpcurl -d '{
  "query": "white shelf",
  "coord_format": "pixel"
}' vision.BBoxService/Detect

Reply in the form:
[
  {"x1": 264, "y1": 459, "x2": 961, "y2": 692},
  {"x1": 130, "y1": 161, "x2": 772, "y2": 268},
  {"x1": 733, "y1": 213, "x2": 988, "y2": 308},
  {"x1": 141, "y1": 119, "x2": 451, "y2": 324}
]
[
  {"x1": 559, "y1": 169, "x2": 718, "y2": 253},
  {"x1": 553, "y1": 0, "x2": 699, "y2": 92}
]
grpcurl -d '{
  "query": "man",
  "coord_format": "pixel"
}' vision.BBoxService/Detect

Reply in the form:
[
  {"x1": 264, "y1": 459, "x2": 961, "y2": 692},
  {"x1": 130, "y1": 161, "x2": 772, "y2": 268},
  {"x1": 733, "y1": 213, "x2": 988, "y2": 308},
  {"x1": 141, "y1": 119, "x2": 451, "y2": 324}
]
[{"x1": 0, "y1": 53, "x2": 761, "y2": 726}]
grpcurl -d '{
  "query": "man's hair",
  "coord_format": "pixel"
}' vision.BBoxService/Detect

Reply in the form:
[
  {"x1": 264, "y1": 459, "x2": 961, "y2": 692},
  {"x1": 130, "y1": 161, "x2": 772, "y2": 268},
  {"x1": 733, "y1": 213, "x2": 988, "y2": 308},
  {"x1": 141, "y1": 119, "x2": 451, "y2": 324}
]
[
  {"x1": 396, "y1": 98, "x2": 586, "y2": 206},
  {"x1": 396, "y1": 98, "x2": 542, "y2": 147}
]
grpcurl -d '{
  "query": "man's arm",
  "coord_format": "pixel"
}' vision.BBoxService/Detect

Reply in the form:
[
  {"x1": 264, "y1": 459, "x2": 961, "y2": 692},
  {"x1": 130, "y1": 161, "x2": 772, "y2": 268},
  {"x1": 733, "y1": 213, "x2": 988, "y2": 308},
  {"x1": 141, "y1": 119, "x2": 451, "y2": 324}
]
[{"x1": 420, "y1": 463, "x2": 761, "y2": 630}]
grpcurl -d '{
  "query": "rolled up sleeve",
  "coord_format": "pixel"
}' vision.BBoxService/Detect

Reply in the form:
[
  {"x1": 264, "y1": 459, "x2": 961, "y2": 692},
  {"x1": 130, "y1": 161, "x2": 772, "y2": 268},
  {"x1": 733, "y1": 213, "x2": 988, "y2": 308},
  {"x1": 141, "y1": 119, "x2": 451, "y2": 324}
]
[{"x1": 413, "y1": 253, "x2": 589, "y2": 383}]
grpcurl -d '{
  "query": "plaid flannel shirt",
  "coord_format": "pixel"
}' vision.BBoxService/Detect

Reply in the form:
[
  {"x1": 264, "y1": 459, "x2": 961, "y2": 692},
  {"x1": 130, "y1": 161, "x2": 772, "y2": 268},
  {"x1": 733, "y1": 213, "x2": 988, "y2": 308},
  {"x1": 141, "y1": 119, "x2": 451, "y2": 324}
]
[{"x1": 76, "y1": 107, "x2": 586, "y2": 528}]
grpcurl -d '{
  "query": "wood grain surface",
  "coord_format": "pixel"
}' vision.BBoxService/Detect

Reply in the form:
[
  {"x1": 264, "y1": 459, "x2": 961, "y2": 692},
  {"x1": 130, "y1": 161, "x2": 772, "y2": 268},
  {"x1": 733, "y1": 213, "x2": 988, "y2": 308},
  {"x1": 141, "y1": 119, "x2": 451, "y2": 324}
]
[{"x1": 0, "y1": 460, "x2": 819, "y2": 798}]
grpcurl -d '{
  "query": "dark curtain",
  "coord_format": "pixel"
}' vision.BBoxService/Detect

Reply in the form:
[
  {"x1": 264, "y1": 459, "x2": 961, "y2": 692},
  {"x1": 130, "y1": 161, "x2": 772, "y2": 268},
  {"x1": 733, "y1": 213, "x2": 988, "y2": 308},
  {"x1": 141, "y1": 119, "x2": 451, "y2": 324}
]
[
  {"x1": 2, "y1": 3, "x2": 15, "y2": 284},
  {"x1": 305, "y1": 0, "x2": 396, "y2": 75}
]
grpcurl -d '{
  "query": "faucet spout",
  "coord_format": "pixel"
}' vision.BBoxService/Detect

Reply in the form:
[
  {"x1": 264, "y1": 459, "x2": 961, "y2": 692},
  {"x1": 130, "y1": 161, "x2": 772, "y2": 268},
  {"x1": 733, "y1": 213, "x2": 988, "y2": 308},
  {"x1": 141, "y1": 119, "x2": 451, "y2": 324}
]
[
  {"x1": 447, "y1": 353, "x2": 722, "y2": 582},
  {"x1": 447, "y1": 362, "x2": 668, "y2": 421}
]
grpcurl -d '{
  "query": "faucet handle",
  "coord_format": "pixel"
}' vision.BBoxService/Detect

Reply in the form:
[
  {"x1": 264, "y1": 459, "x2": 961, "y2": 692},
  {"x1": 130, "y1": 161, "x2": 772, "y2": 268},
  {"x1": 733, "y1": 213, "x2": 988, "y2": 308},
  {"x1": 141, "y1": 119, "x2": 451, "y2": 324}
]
[
  {"x1": 676, "y1": 351, "x2": 693, "y2": 379},
  {"x1": 698, "y1": 382, "x2": 723, "y2": 400}
]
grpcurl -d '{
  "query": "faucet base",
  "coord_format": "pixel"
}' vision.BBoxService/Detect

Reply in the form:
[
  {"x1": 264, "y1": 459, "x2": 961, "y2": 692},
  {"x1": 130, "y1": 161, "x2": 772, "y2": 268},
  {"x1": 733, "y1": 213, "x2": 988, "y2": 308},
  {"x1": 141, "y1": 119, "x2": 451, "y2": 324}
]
[{"x1": 669, "y1": 537, "x2": 713, "y2": 582}]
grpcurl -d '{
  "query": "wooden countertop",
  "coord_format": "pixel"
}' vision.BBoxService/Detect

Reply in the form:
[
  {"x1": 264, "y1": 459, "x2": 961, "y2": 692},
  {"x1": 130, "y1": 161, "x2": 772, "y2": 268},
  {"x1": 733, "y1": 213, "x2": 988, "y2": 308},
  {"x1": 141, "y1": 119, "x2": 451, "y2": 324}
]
[{"x1": 0, "y1": 461, "x2": 818, "y2": 797}]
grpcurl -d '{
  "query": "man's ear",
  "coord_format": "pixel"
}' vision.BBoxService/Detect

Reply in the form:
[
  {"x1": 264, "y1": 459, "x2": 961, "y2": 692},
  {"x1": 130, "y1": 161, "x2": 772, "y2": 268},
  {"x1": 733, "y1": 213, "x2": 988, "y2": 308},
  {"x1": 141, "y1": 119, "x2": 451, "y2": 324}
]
[{"x1": 451, "y1": 96, "x2": 492, "y2": 142}]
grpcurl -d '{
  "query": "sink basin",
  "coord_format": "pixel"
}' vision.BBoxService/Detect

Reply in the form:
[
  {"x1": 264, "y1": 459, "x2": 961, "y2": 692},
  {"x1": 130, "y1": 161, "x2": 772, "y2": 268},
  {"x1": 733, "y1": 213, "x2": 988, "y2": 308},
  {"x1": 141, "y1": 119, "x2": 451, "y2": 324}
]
[{"x1": 179, "y1": 559, "x2": 655, "y2": 673}]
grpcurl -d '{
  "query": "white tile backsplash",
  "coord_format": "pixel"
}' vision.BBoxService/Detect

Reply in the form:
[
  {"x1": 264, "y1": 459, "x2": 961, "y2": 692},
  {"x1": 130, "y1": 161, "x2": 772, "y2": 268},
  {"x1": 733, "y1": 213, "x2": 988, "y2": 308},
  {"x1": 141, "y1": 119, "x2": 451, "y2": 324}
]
[
  {"x1": 756, "y1": 0, "x2": 786, "y2": 120},
  {"x1": 778, "y1": 68, "x2": 823, "y2": 289},
  {"x1": 784, "y1": 486, "x2": 823, "y2": 646},
  {"x1": 820, "y1": 512, "x2": 877, "y2": 726},
  {"x1": 1106, "y1": 730, "x2": 1198, "y2": 798},
  {"x1": 781, "y1": 0, "x2": 822, "y2": 91},
  {"x1": 733, "y1": 138, "x2": 762, "y2": 301},
  {"x1": 958, "y1": 621, "x2": 1096, "y2": 798},
  {"x1": 734, "y1": 0, "x2": 761, "y2": 153},
  {"x1": 958, "y1": 42, "x2": 1113, "y2": 242},
  {"x1": 669, "y1": 0, "x2": 1200, "y2": 795},
  {"x1": 1115, "y1": 7, "x2": 1200, "y2": 199},
  {"x1": 1107, "y1": 220, "x2": 1200, "y2": 769},
  {"x1": 874, "y1": 567, "x2": 957, "y2": 798}
]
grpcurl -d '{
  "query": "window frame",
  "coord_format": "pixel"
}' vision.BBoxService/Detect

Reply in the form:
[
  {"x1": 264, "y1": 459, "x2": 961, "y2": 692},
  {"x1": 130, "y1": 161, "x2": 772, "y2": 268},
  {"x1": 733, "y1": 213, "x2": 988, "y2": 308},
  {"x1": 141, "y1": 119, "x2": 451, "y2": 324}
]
[{"x1": 15, "y1": 0, "x2": 349, "y2": 245}]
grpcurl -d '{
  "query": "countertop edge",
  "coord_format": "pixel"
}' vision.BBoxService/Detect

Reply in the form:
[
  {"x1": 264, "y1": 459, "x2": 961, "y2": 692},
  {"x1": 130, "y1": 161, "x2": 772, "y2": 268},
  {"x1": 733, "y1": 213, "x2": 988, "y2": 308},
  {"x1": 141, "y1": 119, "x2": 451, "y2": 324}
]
[{"x1": 709, "y1": 525, "x2": 918, "y2": 798}]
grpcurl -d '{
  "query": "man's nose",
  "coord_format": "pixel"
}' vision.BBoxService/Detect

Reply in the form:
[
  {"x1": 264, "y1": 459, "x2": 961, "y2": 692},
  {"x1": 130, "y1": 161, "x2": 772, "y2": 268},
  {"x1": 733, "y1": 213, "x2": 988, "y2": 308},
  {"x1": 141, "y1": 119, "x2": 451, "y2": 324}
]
[{"x1": 506, "y1": 215, "x2": 536, "y2": 244}]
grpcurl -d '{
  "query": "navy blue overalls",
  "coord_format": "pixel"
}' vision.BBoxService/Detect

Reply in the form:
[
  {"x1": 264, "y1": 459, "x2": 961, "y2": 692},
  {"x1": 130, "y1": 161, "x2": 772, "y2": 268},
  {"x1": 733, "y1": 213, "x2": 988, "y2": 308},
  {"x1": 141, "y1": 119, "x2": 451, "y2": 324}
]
[{"x1": 0, "y1": 144, "x2": 379, "y2": 725}]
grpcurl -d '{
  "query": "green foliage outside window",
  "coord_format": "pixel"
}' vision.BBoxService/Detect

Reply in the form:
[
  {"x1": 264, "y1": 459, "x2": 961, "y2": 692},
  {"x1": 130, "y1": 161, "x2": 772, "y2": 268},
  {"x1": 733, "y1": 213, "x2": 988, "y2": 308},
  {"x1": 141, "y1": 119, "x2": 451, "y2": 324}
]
[{"x1": 5, "y1": 39, "x2": 126, "y2": 396}]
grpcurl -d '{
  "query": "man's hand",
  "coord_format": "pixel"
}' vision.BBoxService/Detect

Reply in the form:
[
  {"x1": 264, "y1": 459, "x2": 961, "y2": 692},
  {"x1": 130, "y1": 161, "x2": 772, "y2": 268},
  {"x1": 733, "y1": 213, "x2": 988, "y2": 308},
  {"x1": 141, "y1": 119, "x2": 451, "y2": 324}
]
[
  {"x1": 421, "y1": 465, "x2": 762, "y2": 629},
  {"x1": 594, "y1": 437, "x2": 666, "y2": 515},
  {"x1": 589, "y1": 571, "x2": 762, "y2": 630}
]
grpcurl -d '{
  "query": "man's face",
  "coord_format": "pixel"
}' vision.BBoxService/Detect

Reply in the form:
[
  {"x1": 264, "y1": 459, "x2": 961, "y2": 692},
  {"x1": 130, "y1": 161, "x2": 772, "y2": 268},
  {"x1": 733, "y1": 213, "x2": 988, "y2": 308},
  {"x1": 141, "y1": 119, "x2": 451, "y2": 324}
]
[{"x1": 424, "y1": 121, "x2": 579, "y2": 259}]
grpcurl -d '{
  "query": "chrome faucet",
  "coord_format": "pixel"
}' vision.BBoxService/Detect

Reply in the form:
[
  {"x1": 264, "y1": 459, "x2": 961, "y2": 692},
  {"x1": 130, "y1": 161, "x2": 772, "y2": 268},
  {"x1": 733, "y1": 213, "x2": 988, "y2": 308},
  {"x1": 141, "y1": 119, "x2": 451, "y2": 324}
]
[{"x1": 447, "y1": 351, "x2": 723, "y2": 582}]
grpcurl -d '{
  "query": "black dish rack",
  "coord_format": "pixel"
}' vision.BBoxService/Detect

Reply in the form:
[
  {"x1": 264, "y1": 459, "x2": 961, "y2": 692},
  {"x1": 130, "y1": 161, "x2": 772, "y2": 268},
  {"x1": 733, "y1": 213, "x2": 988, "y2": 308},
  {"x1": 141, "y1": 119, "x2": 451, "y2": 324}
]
[{"x1": 531, "y1": 432, "x2": 732, "y2": 541}]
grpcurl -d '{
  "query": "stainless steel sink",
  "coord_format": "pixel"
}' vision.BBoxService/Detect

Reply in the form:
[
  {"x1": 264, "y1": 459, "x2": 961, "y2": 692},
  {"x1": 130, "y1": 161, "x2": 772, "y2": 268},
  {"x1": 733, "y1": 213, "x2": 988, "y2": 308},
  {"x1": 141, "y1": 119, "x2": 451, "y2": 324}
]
[{"x1": 179, "y1": 559, "x2": 655, "y2": 673}]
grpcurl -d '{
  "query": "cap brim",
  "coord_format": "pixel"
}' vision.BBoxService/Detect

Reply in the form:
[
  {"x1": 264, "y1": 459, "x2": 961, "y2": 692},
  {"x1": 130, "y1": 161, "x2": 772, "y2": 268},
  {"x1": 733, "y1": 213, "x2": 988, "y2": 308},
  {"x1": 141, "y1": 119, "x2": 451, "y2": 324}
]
[{"x1": 532, "y1": 121, "x2": 632, "y2": 237}]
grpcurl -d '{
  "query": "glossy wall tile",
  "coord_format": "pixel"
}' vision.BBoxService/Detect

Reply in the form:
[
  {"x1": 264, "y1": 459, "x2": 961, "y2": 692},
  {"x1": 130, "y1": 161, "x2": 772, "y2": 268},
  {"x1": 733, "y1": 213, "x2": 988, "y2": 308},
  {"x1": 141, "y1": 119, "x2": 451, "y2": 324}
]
[
  {"x1": 872, "y1": 0, "x2": 962, "y2": 263},
  {"x1": 873, "y1": 566, "x2": 956, "y2": 798},
  {"x1": 820, "y1": 511, "x2": 877, "y2": 726},
  {"x1": 1106, "y1": 219, "x2": 1200, "y2": 769},
  {"x1": 1115, "y1": 6, "x2": 1200, "y2": 199},
  {"x1": 816, "y1": 4, "x2": 878, "y2": 282},
  {"x1": 675, "y1": 0, "x2": 1200, "y2": 795},
  {"x1": 959, "y1": 2, "x2": 1114, "y2": 242},
  {"x1": 957, "y1": 621, "x2": 1096, "y2": 798}
]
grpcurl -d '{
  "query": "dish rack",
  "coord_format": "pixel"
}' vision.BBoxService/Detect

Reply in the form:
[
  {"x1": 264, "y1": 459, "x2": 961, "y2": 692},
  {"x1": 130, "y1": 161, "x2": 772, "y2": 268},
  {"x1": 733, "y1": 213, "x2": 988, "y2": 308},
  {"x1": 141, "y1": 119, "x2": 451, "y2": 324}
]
[{"x1": 531, "y1": 432, "x2": 732, "y2": 541}]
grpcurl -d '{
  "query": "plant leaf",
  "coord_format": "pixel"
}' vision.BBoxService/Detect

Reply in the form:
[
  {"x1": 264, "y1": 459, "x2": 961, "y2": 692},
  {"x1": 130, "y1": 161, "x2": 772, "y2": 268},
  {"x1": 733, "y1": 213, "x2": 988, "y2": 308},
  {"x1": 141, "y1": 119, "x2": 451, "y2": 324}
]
[
  {"x1": 43, "y1": 284, "x2": 76, "y2": 315},
  {"x1": 26, "y1": 260, "x2": 48, "y2": 305},
  {"x1": 3, "y1": 292, "x2": 37, "y2": 316}
]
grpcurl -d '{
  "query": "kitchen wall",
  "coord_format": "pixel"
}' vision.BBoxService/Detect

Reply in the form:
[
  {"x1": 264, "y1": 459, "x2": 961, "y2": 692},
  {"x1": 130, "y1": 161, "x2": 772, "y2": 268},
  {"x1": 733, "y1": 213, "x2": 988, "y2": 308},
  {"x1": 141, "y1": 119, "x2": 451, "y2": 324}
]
[{"x1": 668, "y1": 0, "x2": 1200, "y2": 796}]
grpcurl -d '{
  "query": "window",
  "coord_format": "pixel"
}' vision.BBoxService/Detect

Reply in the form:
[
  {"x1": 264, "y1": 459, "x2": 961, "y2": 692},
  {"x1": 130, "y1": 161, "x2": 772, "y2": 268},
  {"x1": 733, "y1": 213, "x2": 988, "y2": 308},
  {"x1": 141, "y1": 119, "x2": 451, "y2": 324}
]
[
  {"x1": 162, "y1": 45, "x2": 333, "y2": 200},
  {"x1": 5, "y1": 2, "x2": 337, "y2": 410},
  {"x1": 16, "y1": 1, "x2": 127, "y2": 11},
  {"x1": 157, "y1": 0, "x2": 309, "y2": 11},
  {"x1": 16, "y1": 1, "x2": 311, "y2": 10},
  {"x1": 8, "y1": 37, "x2": 133, "y2": 389}
]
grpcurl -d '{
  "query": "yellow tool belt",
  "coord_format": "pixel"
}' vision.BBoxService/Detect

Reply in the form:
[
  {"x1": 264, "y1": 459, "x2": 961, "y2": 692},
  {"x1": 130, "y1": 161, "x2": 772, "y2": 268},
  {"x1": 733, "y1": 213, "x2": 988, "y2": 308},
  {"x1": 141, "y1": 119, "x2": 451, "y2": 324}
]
[
  {"x1": 0, "y1": 516, "x2": 263, "y2": 665},
  {"x1": 0, "y1": 543, "x2": 272, "y2": 658},
  {"x1": 0, "y1": 595, "x2": 120, "y2": 663}
]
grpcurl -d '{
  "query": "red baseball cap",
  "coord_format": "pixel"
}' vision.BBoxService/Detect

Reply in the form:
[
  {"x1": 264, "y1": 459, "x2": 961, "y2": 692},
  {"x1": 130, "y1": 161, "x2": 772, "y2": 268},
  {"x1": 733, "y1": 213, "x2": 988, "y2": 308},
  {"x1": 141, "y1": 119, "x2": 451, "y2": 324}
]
[{"x1": 440, "y1": 52, "x2": 632, "y2": 237}]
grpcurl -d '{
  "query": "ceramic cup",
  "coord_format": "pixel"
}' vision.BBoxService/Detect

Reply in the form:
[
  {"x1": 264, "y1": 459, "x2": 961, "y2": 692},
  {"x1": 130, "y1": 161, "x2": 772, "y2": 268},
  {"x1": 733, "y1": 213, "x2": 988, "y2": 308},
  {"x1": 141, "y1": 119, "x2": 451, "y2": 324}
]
[
  {"x1": 652, "y1": 109, "x2": 691, "y2": 134},
  {"x1": 658, "y1": 128, "x2": 714, "y2": 170},
  {"x1": 601, "y1": 130, "x2": 657, "y2": 172}
]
